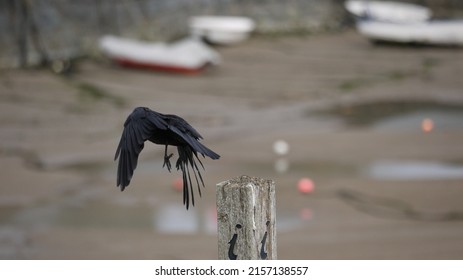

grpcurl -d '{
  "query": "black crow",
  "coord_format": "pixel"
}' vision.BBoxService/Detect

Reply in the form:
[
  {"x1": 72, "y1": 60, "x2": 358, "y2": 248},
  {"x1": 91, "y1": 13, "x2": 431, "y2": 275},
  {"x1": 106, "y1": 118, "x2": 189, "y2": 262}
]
[{"x1": 115, "y1": 107, "x2": 220, "y2": 209}]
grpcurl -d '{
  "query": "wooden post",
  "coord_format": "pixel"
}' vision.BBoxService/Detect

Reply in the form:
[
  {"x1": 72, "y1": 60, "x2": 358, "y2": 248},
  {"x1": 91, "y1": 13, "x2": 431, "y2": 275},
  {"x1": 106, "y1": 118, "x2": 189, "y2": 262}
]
[{"x1": 216, "y1": 175, "x2": 277, "y2": 260}]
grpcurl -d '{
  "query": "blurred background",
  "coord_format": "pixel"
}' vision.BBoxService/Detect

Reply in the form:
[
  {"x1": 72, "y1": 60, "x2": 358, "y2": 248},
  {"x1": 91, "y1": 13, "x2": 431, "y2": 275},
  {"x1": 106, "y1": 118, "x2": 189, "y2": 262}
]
[{"x1": 1, "y1": 0, "x2": 463, "y2": 259}]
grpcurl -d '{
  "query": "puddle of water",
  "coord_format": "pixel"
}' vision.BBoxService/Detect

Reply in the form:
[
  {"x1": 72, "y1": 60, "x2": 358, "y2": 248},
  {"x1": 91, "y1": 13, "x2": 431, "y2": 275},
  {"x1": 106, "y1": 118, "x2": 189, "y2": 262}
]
[
  {"x1": 367, "y1": 160, "x2": 463, "y2": 180},
  {"x1": 2, "y1": 197, "x2": 311, "y2": 235},
  {"x1": 153, "y1": 204, "x2": 205, "y2": 234},
  {"x1": 11, "y1": 202, "x2": 153, "y2": 230},
  {"x1": 7, "y1": 200, "x2": 212, "y2": 233},
  {"x1": 310, "y1": 100, "x2": 463, "y2": 130},
  {"x1": 372, "y1": 110, "x2": 463, "y2": 131}
]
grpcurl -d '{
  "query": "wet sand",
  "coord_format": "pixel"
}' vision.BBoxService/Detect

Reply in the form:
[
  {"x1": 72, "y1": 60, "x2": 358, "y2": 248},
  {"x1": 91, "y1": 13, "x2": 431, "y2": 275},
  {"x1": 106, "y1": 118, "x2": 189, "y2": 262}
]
[{"x1": 1, "y1": 31, "x2": 463, "y2": 259}]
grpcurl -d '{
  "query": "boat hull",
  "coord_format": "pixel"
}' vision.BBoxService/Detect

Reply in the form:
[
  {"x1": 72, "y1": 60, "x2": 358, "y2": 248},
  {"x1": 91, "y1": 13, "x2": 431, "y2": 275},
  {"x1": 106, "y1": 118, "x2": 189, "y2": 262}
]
[
  {"x1": 345, "y1": 0, "x2": 431, "y2": 23},
  {"x1": 189, "y1": 16, "x2": 255, "y2": 45},
  {"x1": 99, "y1": 35, "x2": 220, "y2": 74},
  {"x1": 357, "y1": 20, "x2": 463, "y2": 46}
]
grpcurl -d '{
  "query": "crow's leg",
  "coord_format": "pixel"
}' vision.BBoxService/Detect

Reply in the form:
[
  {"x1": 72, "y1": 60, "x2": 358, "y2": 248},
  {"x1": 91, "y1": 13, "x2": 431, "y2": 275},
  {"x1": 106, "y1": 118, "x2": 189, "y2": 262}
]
[{"x1": 162, "y1": 145, "x2": 173, "y2": 172}]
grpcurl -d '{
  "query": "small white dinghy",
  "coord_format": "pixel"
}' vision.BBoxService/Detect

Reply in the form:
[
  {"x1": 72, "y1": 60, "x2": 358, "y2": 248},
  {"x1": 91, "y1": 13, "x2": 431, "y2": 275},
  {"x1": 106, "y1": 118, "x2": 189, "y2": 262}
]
[
  {"x1": 99, "y1": 35, "x2": 221, "y2": 74},
  {"x1": 189, "y1": 16, "x2": 256, "y2": 45},
  {"x1": 357, "y1": 20, "x2": 463, "y2": 46},
  {"x1": 345, "y1": 0, "x2": 431, "y2": 23},
  {"x1": 345, "y1": 1, "x2": 463, "y2": 46}
]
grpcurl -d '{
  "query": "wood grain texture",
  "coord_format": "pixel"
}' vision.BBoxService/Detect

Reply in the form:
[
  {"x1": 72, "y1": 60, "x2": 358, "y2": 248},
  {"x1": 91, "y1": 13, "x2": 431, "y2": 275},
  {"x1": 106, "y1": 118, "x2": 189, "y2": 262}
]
[{"x1": 216, "y1": 175, "x2": 277, "y2": 260}]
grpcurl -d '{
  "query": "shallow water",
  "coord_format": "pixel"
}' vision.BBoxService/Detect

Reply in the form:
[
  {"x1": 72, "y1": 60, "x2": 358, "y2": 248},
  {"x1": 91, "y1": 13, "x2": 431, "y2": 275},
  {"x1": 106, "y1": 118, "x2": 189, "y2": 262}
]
[
  {"x1": 367, "y1": 160, "x2": 463, "y2": 180},
  {"x1": 372, "y1": 110, "x2": 463, "y2": 131},
  {"x1": 0, "y1": 196, "x2": 310, "y2": 236},
  {"x1": 311, "y1": 100, "x2": 463, "y2": 130}
]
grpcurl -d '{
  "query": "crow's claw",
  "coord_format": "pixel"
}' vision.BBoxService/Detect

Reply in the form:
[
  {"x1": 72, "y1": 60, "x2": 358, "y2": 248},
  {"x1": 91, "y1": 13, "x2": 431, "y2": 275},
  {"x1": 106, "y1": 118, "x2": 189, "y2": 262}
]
[{"x1": 163, "y1": 153, "x2": 173, "y2": 172}]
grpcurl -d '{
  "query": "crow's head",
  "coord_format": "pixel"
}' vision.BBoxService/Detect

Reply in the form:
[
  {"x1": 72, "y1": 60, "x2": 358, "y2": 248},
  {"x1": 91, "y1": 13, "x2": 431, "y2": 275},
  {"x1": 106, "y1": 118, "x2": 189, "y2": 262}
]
[
  {"x1": 124, "y1": 107, "x2": 148, "y2": 126},
  {"x1": 133, "y1": 107, "x2": 150, "y2": 117}
]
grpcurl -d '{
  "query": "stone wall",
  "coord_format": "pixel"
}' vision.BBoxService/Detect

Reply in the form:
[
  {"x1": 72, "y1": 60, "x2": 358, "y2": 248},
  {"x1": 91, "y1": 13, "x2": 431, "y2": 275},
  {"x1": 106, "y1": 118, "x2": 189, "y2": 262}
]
[{"x1": 0, "y1": 0, "x2": 461, "y2": 68}]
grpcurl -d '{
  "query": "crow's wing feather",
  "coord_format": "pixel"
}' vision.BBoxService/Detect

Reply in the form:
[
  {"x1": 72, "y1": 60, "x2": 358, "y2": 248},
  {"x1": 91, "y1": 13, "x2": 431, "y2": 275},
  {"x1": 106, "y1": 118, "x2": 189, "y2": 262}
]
[
  {"x1": 163, "y1": 114, "x2": 203, "y2": 139},
  {"x1": 115, "y1": 108, "x2": 168, "y2": 190},
  {"x1": 168, "y1": 122, "x2": 220, "y2": 159}
]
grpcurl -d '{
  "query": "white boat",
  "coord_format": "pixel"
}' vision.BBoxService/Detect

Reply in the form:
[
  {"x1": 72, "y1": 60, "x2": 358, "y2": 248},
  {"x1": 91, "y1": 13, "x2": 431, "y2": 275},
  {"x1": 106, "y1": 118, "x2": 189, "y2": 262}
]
[
  {"x1": 99, "y1": 35, "x2": 221, "y2": 74},
  {"x1": 189, "y1": 16, "x2": 255, "y2": 45},
  {"x1": 345, "y1": 0, "x2": 431, "y2": 23},
  {"x1": 357, "y1": 20, "x2": 463, "y2": 46}
]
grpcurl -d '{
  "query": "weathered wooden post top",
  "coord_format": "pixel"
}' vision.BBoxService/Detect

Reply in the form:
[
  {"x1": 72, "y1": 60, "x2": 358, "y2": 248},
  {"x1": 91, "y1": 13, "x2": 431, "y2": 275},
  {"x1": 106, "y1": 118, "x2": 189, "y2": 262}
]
[{"x1": 216, "y1": 175, "x2": 277, "y2": 260}]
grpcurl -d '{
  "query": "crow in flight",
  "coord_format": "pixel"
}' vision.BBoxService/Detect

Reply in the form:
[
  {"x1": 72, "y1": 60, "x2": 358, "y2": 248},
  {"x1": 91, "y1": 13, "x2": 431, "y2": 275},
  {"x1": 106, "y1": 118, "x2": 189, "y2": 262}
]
[{"x1": 115, "y1": 107, "x2": 220, "y2": 209}]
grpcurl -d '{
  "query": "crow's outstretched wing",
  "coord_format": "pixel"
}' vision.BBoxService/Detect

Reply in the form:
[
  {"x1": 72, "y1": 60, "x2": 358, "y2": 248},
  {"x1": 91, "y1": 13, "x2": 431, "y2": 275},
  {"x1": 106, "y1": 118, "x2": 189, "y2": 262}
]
[{"x1": 115, "y1": 107, "x2": 168, "y2": 190}]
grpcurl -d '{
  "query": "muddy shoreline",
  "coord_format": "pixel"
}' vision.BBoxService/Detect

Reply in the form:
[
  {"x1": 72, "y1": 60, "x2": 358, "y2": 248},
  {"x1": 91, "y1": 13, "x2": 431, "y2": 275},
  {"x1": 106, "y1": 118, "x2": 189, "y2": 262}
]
[{"x1": 1, "y1": 31, "x2": 463, "y2": 259}]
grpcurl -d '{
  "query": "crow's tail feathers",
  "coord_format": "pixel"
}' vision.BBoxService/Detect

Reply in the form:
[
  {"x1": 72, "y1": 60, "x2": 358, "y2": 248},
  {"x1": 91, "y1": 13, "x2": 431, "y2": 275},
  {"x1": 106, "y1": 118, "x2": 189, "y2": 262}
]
[{"x1": 176, "y1": 145, "x2": 208, "y2": 210}]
